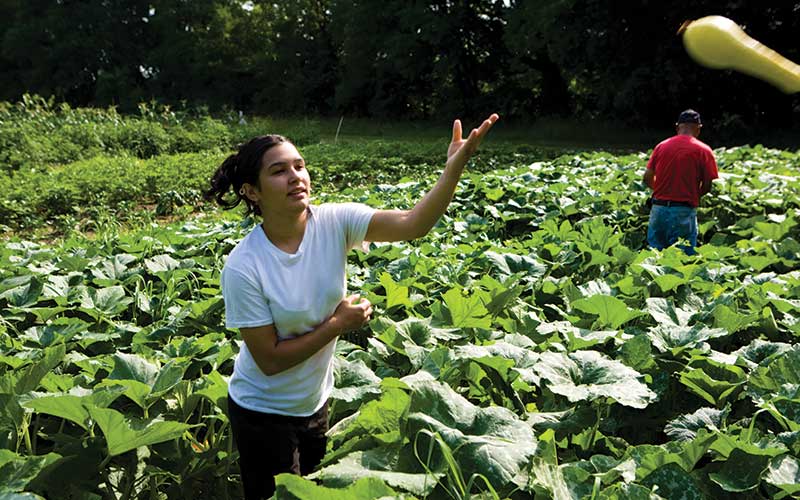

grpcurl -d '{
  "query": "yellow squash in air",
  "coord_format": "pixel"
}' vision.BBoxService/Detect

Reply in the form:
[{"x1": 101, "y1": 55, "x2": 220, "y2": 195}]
[{"x1": 681, "y1": 15, "x2": 800, "y2": 94}]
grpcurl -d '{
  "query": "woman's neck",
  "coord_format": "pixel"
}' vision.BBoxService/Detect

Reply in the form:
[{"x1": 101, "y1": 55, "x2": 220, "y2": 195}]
[{"x1": 261, "y1": 208, "x2": 309, "y2": 254}]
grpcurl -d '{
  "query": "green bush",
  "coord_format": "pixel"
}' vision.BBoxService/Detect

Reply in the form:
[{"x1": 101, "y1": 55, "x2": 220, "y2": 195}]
[
  {"x1": 0, "y1": 151, "x2": 224, "y2": 229},
  {"x1": 0, "y1": 95, "x2": 238, "y2": 172},
  {"x1": 0, "y1": 97, "x2": 579, "y2": 233}
]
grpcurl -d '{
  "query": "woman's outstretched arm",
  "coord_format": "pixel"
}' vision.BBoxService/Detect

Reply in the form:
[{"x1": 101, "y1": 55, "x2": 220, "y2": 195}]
[{"x1": 364, "y1": 113, "x2": 499, "y2": 242}]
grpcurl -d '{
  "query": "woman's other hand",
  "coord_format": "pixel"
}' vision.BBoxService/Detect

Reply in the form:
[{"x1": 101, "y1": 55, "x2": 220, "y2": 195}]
[{"x1": 330, "y1": 294, "x2": 372, "y2": 334}]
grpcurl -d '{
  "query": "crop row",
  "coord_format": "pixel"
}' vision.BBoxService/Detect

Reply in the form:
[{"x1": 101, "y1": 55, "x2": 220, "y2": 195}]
[{"x1": 1, "y1": 146, "x2": 799, "y2": 498}]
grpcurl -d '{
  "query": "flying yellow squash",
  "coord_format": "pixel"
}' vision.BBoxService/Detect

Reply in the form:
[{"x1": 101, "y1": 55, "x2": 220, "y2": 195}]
[{"x1": 681, "y1": 15, "x2": 800, "y2": 94}]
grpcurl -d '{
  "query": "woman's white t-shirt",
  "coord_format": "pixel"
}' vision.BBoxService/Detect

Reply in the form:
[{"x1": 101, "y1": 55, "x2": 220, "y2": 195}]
[{"x1": 221, "y1": 203, "x2": 375, "y2": 416}]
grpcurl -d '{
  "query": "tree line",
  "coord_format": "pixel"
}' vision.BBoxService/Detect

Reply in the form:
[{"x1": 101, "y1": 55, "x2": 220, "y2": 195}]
[{"x1": 1, "y1": 0, "x2": 798, "y2": 131}]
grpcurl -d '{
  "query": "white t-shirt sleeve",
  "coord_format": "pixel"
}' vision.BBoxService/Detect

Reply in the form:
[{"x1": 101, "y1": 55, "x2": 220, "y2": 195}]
[
  {"x1": 336, "y1": 202, "x2": 376, "y2": 250},
  {"x1": 221, "y1": 265, "x2": 273, "y2": 328}
]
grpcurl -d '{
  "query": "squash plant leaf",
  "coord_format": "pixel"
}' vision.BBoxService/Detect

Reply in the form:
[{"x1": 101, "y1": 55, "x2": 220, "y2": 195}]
[
  {"x1": 708, "y1": 448, "x2": 770, "y2": 492},
  {"x1": 665, "y1": 407, "x2": 728, "y2": 441},
  {"x1": 314, "y1": 447, "x2": 438, "y2": 496},
  {"x1": 0, "y1": 276, "x2": 43, "y2": 309},
  {"x1": 0, "y1": 451, "x2": 61, "y2": 495},
  {"x1": 276, "y1": 473, "x2": 400, "y2": 500},
  {"x1": 25, "y1": 394, "x2": 98, "y2": 431},
  {"x1": 571, "y1": 295, "x2": 643, "y2": 330},
  {"x1": 86, "y1": 406, "x2": 192, "y2": 457},
  {"x1": 763, "y1": 454, "x2": 800, "y2": 495},
  {"x1": 640, "y1": 462, "x2": 704, "y2": 499},
  {"x1": 406, "y1": 379, "x2": 537, "y2": 489},
  {"x1": 534, "y1": 351, "x2": 656, "y2": 408},
  {"x1": 441, "y1": 288, "x2": 491, "y2": 329}
]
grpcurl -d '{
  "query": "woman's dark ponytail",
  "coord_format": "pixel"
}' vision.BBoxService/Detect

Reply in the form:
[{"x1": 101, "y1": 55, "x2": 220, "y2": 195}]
[
  {"x1": 206, "y1": 153, "x2": 240, "y2": 210},
  {"x1": 204, "y1": 135, "x2": 290, "y2": 216}
]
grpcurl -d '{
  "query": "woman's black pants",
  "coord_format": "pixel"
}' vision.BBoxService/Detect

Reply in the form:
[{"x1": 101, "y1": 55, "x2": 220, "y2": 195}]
[{"x1": 227, "y1": 395, "x2": 328, "y2": 499}]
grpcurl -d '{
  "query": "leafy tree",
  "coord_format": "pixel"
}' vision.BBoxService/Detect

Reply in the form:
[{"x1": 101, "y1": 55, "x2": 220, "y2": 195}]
[
  {"x1": 0, "y1": 0, "x2": 797, "y2": 130},
  {"x1": 248, "y1": 0, "x2": 337, "y2": 115},
  {"x1": 330, "y1": 0, "x2": 508, "y2": 119},
  {"x1": 502, "y1": 0, "x2": 800, "y2": 131},
  {"x1": 0, "y1": 0, "x2": 151, "y2": 106}
]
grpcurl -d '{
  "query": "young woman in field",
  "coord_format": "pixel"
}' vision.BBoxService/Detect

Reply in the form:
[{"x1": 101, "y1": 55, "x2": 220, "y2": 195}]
[{"x1": 205, "y1": 113, "x2": 498, "y2": 499}]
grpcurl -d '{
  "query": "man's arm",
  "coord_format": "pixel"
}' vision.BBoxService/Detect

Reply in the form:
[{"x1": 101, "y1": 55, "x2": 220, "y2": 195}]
[
  {"x1": 699, "y1": 151, "x2": 719, "y2": 196},
  {"x1": 643, "y1": 146, "x2": 658, "y2": 190},
  {"x1": 643, "y1": 167, "x2": 655, "y2": 190},
  {"x1": 699, "y1": 178, "x2": 713, "y2": 196}
]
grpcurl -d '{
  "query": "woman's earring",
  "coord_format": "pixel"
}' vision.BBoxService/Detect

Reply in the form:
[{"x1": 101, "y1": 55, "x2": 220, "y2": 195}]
[{"x1": 239, "y1": 188, "x2": 246, "y2": 196}]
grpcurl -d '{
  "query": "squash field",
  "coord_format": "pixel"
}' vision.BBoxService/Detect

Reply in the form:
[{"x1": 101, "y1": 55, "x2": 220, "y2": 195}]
[{"x1": 2, "y1": 138, "x2": 800, "y2": 499}]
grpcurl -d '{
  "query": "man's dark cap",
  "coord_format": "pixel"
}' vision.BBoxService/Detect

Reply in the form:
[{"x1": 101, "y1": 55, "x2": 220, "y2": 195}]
[{"x1": 677, "y1": 109, "x2": 701, "y2": 124}]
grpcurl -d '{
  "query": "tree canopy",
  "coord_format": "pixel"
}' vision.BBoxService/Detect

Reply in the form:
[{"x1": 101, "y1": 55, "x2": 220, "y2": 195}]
[{"x1": 1, "y1": 0, "x2": 798, "y2": 130}]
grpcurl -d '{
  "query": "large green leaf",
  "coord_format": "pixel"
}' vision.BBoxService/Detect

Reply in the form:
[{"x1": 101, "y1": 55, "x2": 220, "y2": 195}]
[
  {"x1": 618, "y1": 334, "x2": 655, "y2": 372},
  {"x1": 708, "y1": 448, "x2": 770, "y2": 492},
  {"x1": 405, "y1": 379, "x2": 538, "y2": 489},
  {"x1": 645, "y1": 297, "x2": 695, "y2": 327},
  {"x1": 711, "y1": 304, "x2": 758, "y2": 334},
  {"x1": 90, "y1": 254, "x2": 137, "y2": 283},
  {"x1": 193, "y1": 369, "x2": 229, "y2": 411},
  {"x1": 638, "y1": 261, "x2": 690, "y2": 292},
  {"x1": 79, "y1": 286, "x2": 132, "y2": 316},
  {"x1": 438, "y1": 346, "x2": 527, "y2": 412},
  {"x1": 534, "y1": 351, "x2": 656, "y2": 408},
  {"x1": 571, "y1": 295, "x2": 643, "y2": 330},
  {"x1": 748, "y1": 346, "x2": 800, "y2": 395},
  {"x1": 763, "y1": 454, "x2": 800, "y2": 495},
  {"x1": 86, "y1": 406, "x2": 192, "y2": 456},
  {"x1": 628, "y1": 430, "x2": 716, "y2": 477},
  {"x1": 23, "y1": 386, "x2": 126, "y2": 430},
  {"x1": 527, "y1": 459, "x2": 593, "y2": 500},
  {"x1": 563, "y1": 455, "x2": 636, "y2": 488},
  {"x1": 332, "y1": 357, "x2": 381, "y2": 404},
  {"x1": 484, "y1": 251, "x2": 547, "y2": 279},
  {"x1": 441, "y1": 287, "x2": 491, "y2": 329},
  {"x1": 150, "y1": 361, "x2": 186, "y2": 395},
  {"x1": 377, "y1": 272, "x2": 413, "y2": 310},
  {"x1": 664, "y1": 407, "x2": 728, "y2": 441},
  {"x1": 0, "y1": 275, "x2": 43, "y2": 308},
  {"x1": 646, "y1": 324, "x2": 728, "y2": 354},
  {"x1": 678, "y1": 359, "x2": 746, "y2": 407},
  {"x1": 326, "y1": 383, "x2": 411, "y2": 466},
  {"x1": 528, "y1": 406, "x2": 596, "y2": 439},
  {"x1": 451, "y1": 342, "x2": 540, "y2": 387},
  {"x1": 276, "y1": 474, "x2": 400, "y2": 500},
  {"x1": 732, "y1": 339, "x2": 793, "y2": 370},
  {"x1": 0, "y1": 395, "x2": 24, "y2": 450},
  {"x1": 0, "y1": 451, "x2": 60, "y2": 494},
  {"x1": 0, "y1": 344, "x2": 66, "y2": 395},
  {"x1": 315, "y1": 448, "x2": 439, "y2": 496},
  {"x1": 107, "y1": 353, "x2": 184, "y2": 394},
  {"x1": 144, "y1": 254, "x2": 180, "y2": 274},
  {"x1": 373, "y1": 316, "x2": 462, "y2": 353},
  {"x1": 710, "y1": 430, "x2": 788, "y2": 460},
  {"x1": 20, "y1": 318, "x2": 88, "y2": 347},
  {"x1": 640, "y1": 463, "x2": 704, "y2": 500},
  {"x1": 99, "y1": 380, "x2": 151, "y2": 410}
]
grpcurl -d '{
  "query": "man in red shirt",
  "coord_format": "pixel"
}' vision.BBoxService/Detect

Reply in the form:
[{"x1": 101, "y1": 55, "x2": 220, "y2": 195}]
[{"x1": 643, "y1": 109, "x2": 718, "y2": 254}]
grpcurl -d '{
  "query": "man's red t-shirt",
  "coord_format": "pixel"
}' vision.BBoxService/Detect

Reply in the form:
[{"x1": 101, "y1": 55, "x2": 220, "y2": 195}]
[{"x1": 646, "y1": 135, "x2": 718, "y2": 207}]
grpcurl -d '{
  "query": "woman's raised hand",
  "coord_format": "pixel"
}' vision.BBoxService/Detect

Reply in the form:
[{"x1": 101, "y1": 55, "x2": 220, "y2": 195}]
[{"x1": 446, "y1": 114, "x2": 499, "y2": 171}]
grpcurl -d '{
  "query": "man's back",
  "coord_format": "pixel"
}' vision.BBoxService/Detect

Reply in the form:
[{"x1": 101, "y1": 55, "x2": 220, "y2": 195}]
[{"x1": 647, "y1": 134, "x2": 717, "y2": 207}]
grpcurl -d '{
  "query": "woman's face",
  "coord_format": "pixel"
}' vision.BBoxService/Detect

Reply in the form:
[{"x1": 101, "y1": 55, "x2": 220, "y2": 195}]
[{"x1": 249, "y1": 142, "x2": 311, "y2": 217}]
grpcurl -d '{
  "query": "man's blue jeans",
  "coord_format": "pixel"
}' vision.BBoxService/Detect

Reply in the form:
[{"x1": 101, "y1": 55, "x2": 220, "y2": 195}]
[{"x1": 647, "y1": 205, "x2": 698, "y2": 254}]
